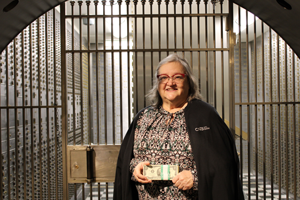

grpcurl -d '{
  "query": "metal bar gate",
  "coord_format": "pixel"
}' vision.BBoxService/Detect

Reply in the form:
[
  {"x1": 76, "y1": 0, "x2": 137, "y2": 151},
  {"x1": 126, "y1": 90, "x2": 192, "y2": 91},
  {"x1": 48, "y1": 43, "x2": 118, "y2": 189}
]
[
  {"x1": 233, "y1": 5, "x2": 300, "y2": 200},
  {"x1": 62, "y1": 0, "x2": 232, "y2": 199},
  {"x1": 0, "y1": 0, "x2": 299, "y2": 200}
]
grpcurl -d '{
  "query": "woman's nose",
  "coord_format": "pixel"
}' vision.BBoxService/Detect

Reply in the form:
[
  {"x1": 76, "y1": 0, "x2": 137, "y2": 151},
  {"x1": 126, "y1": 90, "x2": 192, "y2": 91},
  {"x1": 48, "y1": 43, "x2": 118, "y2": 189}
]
[{"x1": 166, "y1": 78, "x2": 175, "y2": 85}]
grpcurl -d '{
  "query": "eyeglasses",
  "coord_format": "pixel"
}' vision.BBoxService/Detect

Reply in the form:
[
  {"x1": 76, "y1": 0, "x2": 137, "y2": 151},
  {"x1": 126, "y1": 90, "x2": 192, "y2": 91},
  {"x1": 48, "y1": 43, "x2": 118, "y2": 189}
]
[{"x1": 157, "y1": 73, "x2": 187, "y2": 84}]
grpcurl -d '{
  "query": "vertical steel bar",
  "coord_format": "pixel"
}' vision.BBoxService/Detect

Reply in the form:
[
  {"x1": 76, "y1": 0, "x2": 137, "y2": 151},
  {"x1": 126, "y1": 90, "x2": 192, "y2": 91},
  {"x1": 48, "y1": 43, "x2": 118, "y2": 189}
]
[
  {"x1": 150, "y1": 0, "x2": 154, "y2": 105},
  {"x1": 269, "y1": 28, "x2": 274, "y2": 200},
  {"x1": 29, "y1": 24, "x2": 34, "y2": 199},
  {"x1": 213, "y1": 1, "x2": 216, "y2": 108},
  {"x1": 0, "y1": 48, "x2": 3, "y2": 200},
  {"x1": 78, "y1": 1, "x2": 85, "y2": 197},
  {"x1": 253, "y1": 14, "x2": 258, "y2": 200},
  {"x1": 106, "y1": 183, "x2": 108, "y2": 199},
  {"x1": 134, "y1": 0, "x2": 137, "y2": 114},
  {"x1": 87, "y1": 1, "x2": 91, "y2": 148},
  {"x1": 228, "y1": 0, "x2": 235, "y2": 136},
  {"x1": 22, "y1": 29, "x2": 26, "y2": 200},
  {"x1": 71, "y1": 1, "x2": 76, "y2": 145},
  {"x1": 277, "y1": 34, "x2": 281, "y2": 200},
  {"x1": 292, "y1": 50, "x2": 296, "y2": 200},
  {"x1": 246, "y1": 10, "x2": 251, "y2": 200},
  {"x1": 166, "y1": 0, "x2": 169, "y2": 55},
  {"x1": 284, "y1": 42, "x2": 289, "y2": 200},
  {"x1": 45, "y1": 12, "x2": 51, "y2": 200},
  {"x1": 119, "y1": 0, "x2": 123, "y2": 141},
  {"x1": 110, "y1": 0, "x2": 116, "y2": 145},
  {"x1": 29, "y1": 23, "x2": 35, "y2": 200},
  {"x1": 85, "y1": 2, "x2": 93, "y2": 198},
  {"x1": 74, "y1": 184, "x2": 77, "y2": 200},
  {"x1": 95, "y1": 1, "x2": 99, "y2": 53},
  {"x1": 6, "y1": 45, "x2": 10, "y2": 200},
  {"x1": 238, "y1": 5, "x2": 243, "y2": 180},
  {"x1": 158, "y1": 0, "x2": 161, "y2": 61},
  {"x1": 78, "y1": 0, "x2": 83, "y2": 146},
  {"x1": 181, "y1": 0, "x2": 184, "y2": 56},
  {"x1": 261, "y1": 20, "x2": 266, "y2": 200},
  {"x1": 52, "y1": 7, "x2": 58, "y2": 199},
  {"x1": 95, "y1": 0, "x2": 100, "y2": 146},
  {"x1": 37, "y1": 17, "x2": 43, "y2": 200},
  {"x1": 196, "y1": 0, "x2": 200, "y2": 94},
  {"x1": 142, "y1": 1, "x2": 146, "y2": 110},
  {"x1": 60, "y1": 2, "x2": 68, "y2": 199},
  {"x1": 174, "y1": 0, "x2": 177, "y2": 52},
  {"x1": 204, "y1": 0, "x2": 208, "y2": 102},
  {"x1": 102, "y1": 0, "x2": 107, "y2": 144},
  {"x1": 13, "y1": 36, "x2": 19, "y2": 200},
  {"x1": 126, "y1": 0, "x2": 130, "y2": 126},
  {"x1": 98, "y1": 182, "x2": 100, "y2": 200},
  {"x1": 220, "y1": 0, "x2": 225, "y2": 120}
]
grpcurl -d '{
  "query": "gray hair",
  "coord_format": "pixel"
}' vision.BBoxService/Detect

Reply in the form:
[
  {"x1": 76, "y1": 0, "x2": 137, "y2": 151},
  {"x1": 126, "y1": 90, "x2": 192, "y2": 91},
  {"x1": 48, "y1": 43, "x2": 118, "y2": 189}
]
[{"x1": 146, "y1": 53, "x2": 202, "y2": 108}]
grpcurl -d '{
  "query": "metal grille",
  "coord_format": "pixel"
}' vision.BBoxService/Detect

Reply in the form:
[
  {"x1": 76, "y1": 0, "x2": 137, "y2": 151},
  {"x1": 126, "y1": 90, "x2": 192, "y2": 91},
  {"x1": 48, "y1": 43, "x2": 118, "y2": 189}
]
[
  {"x1": 0, "y1": 8, "x2": 63, "y2": 200},
  {"x1": 63, "y1": 0, "x2": 232, "y2": 199},
  {"x1": 0, "y1": 1, "x2": 300, "y2": 200},
  {"x1": 234, "y1": 5, "x2": 300, "y2": 200}
]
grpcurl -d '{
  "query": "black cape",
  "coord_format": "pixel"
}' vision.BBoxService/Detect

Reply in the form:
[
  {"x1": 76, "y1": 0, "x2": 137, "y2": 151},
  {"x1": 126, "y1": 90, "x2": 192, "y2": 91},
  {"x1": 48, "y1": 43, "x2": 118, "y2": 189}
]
[{"x1": 113, "y1": 99, "x2": 244, "y2": 200}]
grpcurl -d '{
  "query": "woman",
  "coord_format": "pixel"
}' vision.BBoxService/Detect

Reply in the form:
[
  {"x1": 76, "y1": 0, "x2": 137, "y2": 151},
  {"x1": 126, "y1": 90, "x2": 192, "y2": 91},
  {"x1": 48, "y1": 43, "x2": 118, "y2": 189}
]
[{"x1": 113, "y1": 54, "x2": 244, "y2": 200}]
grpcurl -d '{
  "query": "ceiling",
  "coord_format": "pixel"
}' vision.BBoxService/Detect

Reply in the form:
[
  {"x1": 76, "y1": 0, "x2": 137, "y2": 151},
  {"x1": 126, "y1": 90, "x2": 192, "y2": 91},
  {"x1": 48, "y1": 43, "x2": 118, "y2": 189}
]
[{"x1": 0, "y1": 0, "x2": 299, "y2": 57}]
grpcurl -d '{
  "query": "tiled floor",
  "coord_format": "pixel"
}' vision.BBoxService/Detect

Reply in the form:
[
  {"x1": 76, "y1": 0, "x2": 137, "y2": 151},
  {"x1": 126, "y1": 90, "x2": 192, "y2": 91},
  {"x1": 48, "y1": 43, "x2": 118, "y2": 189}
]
[
  {"x1": 84, "y1": 174, "x2": 299, "y2": 200},
  {"x1": 242, "y1": 173, "x2": 299, "y2": 200},
  {"x1": 85, "y1": 183, "x2": 114, "y2": 200}
]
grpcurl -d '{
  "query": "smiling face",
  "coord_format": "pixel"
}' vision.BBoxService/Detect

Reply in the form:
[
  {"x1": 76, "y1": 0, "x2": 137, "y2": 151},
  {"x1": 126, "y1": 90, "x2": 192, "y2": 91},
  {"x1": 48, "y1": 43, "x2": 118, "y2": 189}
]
[{"x1": 157, "y1": 61, "x2": 190, "y2": 107}]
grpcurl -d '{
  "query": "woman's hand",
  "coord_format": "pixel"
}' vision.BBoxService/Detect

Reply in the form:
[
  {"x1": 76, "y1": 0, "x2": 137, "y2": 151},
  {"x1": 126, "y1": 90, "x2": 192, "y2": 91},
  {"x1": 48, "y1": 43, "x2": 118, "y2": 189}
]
[
  {"x1": 133, "y1": 161, "x2": 152, "y2": 184},
  {"x1": 172, "y1": 170, "x2": 194, "y2": 190}
]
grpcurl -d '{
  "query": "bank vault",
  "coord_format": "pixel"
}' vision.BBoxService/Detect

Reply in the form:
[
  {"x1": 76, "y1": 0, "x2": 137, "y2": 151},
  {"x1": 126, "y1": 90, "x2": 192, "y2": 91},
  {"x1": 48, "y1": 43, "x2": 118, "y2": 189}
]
[{"x1": 0, "y1": 0, "x2": 299, "y2": 200}]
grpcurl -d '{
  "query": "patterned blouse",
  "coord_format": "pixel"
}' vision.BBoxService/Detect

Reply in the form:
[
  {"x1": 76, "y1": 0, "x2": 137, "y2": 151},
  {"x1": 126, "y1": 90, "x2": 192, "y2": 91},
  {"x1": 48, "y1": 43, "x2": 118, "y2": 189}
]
[{"x1": 130, "y1": 106, "x2": 198, "y2": 200}]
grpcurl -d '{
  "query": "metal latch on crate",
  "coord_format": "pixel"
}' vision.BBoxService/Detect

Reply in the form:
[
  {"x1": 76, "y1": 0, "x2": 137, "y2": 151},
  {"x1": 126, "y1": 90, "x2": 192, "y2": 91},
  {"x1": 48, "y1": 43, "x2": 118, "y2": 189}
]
[{"x1": 67, "y1": 145, "x2": 120, "y2": 183}]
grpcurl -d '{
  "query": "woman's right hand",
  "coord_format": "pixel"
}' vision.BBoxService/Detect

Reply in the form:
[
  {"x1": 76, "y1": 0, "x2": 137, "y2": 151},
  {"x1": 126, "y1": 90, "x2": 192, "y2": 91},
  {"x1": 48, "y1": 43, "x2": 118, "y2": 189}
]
[{"x1": 133, "y1": 161, "x2": 152, "y2": 184}]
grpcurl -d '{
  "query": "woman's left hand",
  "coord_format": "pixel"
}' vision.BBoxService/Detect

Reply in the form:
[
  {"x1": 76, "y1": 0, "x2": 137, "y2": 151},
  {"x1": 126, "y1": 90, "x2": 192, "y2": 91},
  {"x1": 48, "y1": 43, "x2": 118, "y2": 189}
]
[{"x1": 172, "y1": 170, "x2": 194, "y2": 190}]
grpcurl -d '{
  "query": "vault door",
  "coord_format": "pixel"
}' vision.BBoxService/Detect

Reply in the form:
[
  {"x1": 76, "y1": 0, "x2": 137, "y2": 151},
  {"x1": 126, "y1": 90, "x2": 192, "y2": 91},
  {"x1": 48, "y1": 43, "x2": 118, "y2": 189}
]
[{"x1": 62, "y1": 0, "x2": 233, "y2": 199}]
